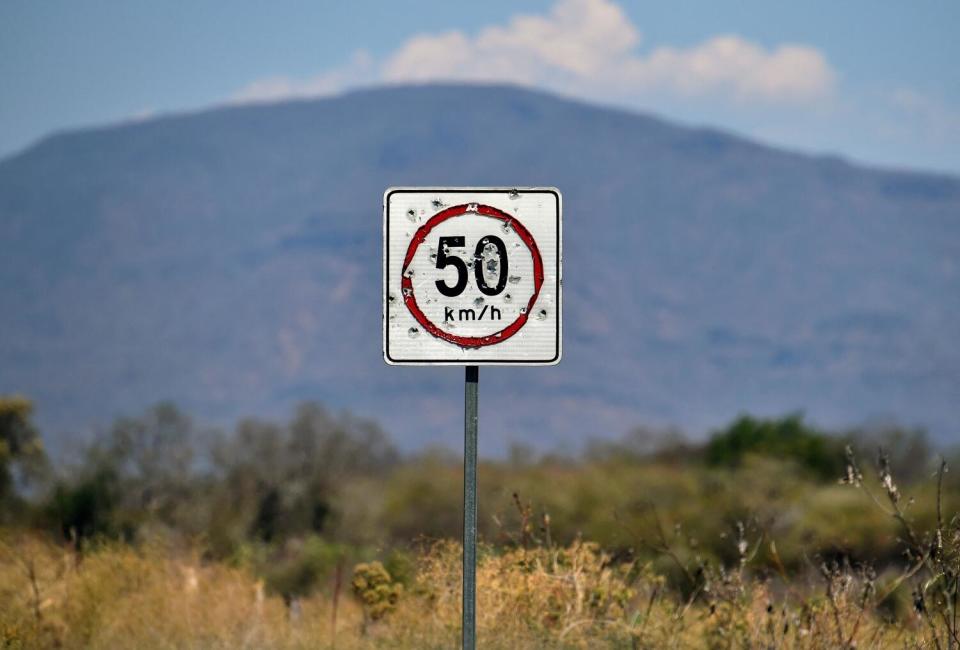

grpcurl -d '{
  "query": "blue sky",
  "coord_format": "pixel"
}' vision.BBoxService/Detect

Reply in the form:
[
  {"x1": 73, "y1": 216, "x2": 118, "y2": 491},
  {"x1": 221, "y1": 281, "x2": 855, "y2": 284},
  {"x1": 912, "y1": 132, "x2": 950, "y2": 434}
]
[{"x1": 2, "y1": 0, "x2": 959, "y2": 173}]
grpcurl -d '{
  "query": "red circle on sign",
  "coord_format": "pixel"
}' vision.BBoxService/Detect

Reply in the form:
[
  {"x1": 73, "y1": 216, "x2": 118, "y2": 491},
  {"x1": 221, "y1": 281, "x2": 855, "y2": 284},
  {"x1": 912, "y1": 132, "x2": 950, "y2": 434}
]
[{"x1": 401, "y1": 204, "x2": 544, "y2": 348}]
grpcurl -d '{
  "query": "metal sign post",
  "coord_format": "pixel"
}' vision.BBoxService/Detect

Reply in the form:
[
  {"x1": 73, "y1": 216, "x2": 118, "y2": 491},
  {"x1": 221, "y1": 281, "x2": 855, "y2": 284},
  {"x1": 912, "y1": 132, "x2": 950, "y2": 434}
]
[
  {"x1": 383, "y1": 188, "x2": 561, "y2": 648},
  {"x1": 462, "y1": 365, "x2": 478, "y2": 650}
]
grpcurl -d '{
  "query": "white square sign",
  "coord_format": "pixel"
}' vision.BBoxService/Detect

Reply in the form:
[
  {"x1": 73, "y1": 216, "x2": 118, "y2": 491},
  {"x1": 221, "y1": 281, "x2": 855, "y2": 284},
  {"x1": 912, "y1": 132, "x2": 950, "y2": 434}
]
[{"x1": 384, "y1": 188, "x2": 562, "y2": 365}]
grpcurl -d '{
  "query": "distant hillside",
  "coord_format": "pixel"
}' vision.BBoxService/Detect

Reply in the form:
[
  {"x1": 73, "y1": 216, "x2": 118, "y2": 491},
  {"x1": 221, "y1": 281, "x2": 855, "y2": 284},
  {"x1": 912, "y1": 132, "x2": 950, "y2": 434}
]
[{"x1": 1, "y1": 84, "x2": 958, "y2": 451}]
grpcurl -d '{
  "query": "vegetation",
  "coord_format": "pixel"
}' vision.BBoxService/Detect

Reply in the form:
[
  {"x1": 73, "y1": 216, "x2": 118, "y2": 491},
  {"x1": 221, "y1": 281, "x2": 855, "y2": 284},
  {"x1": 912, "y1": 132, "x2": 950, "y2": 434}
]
[
  {"x1": 0, "y1": 396, "x2": 48, "y2": 523},
  {"x1": 1, "y1": 395, "x2": 958, "y2": 648},
  {"x1": 704, "y1": 413, "x2": 846, "y2": 479}
]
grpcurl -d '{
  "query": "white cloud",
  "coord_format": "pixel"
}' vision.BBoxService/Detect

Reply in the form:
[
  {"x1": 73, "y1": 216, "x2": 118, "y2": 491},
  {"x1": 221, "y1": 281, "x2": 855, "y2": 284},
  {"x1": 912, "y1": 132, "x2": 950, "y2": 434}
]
[
  {"x1": 889, "y1": 88, "x2": 960, "y2": 129},
  {"x1": 218, "y1": 0, "x2": 960, "y2": 172},
  {"x1": 872, "y1": 88, "x2": 960, "y2": 152},
  {"x1": 625, "y1": 36, "x2": 834, "y2": 103},
  {"x1": 231, "y1": 50, "x2": 374, "y2": 104},
  {"x1": 124, "y1": 107, "x2": 156, "y2": 123},
  {"x1": 231, "y1": 0, "x2": 834, "y2": 107},
  {"x1": 383, "y1": 0, "x2": 640, "y2": 84},
  {"x1": 381, "y1": 0, "x2": 835, "y2": 105}
]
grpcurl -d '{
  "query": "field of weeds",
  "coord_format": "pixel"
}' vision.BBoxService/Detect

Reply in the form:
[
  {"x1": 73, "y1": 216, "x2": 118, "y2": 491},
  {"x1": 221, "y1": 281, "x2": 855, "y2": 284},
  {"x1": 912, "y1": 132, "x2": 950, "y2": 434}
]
[
  {"x1": 3, "y1": 401, "x2": 958, "y2": 648},
  {"x1": 1, "y1": 531, "x2": 955, "y2": 649}
]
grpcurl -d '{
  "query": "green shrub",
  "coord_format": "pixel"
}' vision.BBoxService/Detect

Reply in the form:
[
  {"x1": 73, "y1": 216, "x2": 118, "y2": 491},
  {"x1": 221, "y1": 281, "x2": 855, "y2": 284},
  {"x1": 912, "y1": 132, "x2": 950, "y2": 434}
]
[{"x1": 705, "y1": 413, "x2": 846, "y2": 479}]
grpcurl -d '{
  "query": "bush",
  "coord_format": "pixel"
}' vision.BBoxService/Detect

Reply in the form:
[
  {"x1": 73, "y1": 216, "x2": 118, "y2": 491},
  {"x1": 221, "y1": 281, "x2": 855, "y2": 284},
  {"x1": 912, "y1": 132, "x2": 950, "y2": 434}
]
[{"x1": 705, "y1": 413, "x2": 846, "y2": 479}]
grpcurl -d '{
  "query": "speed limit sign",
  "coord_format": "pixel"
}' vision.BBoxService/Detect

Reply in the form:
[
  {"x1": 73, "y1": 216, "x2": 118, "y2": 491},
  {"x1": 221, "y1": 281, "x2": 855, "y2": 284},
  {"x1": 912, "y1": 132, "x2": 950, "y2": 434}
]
[{"x1": 383, "y1": 188, "x2": 561, "y2": 365}]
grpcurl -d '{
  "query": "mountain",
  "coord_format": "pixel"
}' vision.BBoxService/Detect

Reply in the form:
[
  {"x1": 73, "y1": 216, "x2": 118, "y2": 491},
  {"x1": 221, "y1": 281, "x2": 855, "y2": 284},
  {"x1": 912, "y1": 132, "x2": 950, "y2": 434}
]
[{"x1": 1, "y1": 84, "x2": 958, "y2": 453}]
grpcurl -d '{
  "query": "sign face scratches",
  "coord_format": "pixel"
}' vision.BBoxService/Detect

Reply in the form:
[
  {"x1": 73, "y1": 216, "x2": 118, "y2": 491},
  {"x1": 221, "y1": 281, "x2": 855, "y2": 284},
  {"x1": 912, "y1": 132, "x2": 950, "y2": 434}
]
[{"x1": 384, "y1": 188, "x2": 561, "y2": 365}]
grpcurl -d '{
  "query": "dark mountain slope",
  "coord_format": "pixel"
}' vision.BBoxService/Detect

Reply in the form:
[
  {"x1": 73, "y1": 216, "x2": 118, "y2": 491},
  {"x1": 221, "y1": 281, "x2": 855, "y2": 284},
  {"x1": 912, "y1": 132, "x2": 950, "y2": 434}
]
[{"x1": 1, "y1": 84, "x2": 958, "y2": 451}]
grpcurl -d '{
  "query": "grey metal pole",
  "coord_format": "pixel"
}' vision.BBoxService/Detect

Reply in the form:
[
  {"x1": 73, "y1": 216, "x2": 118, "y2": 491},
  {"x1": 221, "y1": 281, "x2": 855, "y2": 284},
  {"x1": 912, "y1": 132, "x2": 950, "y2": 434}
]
[{"x1": 463, "y1": 365, "x2": 479, "y2": 650}]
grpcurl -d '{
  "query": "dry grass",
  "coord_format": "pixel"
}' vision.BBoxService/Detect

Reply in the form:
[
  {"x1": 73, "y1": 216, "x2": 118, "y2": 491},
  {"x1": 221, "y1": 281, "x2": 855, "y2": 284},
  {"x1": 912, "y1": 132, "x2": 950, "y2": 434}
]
[{"x1": 1, "y1": 531, "x2": 943, "y2": 649}]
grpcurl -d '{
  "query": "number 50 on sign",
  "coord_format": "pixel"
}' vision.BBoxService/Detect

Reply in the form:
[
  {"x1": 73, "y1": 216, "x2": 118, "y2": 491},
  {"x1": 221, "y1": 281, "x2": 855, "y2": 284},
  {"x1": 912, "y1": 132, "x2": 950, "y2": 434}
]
[{"x1": 383, "y1": 188, "x2": 562, "y2": 365}]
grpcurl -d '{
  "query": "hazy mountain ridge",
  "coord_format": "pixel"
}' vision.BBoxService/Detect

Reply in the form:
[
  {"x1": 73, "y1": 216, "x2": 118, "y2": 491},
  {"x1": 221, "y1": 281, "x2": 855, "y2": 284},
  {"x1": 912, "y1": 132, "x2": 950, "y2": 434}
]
[{"x1": 1, "y1": 84, "x2": 958, "y2": 451}]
